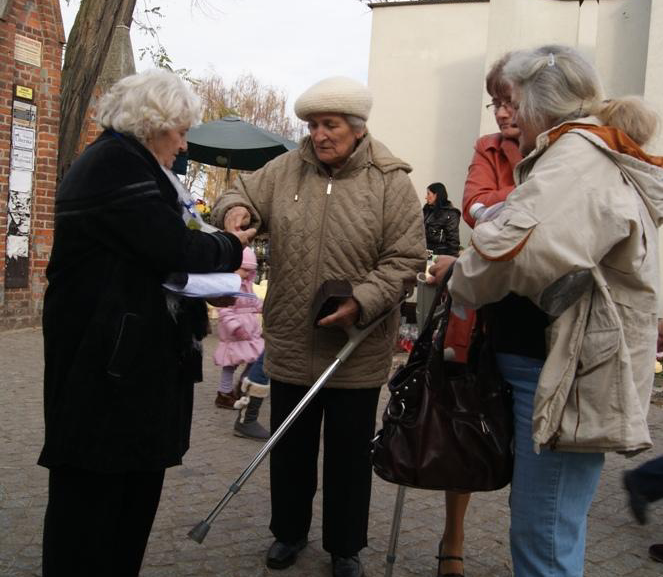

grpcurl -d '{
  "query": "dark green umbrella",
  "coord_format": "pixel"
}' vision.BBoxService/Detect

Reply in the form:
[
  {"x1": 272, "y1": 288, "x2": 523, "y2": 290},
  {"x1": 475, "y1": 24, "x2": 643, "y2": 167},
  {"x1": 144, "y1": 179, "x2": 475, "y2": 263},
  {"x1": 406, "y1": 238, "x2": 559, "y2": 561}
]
[{"x1": 186, "y1": 116, "x2": 298, "y2": 171}]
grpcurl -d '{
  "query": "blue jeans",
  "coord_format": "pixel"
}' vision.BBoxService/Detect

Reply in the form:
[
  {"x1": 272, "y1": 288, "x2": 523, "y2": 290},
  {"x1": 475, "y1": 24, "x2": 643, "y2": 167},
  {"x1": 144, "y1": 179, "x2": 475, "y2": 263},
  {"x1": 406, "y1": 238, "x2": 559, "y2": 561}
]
[
  {"x1": 247, "y1": 351, "x2": 267, "y2": 385},
  {"x1": 497, "y1": 354, "x2": 605, "y2": 577}
]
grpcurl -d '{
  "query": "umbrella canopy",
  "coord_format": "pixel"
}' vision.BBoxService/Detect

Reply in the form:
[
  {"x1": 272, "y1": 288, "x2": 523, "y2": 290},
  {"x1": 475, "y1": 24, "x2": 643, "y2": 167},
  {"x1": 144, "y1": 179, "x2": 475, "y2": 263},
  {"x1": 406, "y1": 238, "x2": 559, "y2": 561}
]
[{"x1": 186, "y1": 116, "x2": 298, "y2": 171}]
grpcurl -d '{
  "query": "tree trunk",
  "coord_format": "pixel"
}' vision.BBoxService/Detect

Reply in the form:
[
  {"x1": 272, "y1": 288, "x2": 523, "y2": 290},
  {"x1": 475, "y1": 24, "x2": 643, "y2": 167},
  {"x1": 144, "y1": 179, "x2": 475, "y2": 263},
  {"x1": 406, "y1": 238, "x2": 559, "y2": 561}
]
[{"x1": 57, "y1": 0, "x2": 137, "y2": 182}]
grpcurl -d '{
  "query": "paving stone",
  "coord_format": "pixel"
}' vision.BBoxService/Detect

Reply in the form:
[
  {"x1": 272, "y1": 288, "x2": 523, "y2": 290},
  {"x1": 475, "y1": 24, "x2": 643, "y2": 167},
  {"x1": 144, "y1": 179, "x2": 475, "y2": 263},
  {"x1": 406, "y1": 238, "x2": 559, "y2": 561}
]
[{"x1": 3, "y1": 328, "x2": 663, "y2": 576}]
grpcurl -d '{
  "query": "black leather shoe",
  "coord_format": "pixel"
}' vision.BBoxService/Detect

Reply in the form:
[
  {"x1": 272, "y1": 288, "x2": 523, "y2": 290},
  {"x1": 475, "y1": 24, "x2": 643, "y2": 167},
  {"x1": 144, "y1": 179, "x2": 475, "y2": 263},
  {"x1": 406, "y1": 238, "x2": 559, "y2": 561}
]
[
  {"x1": 623, "y1": 470, "x2": 649, "y2": 525},
  {"x1": 332, "y1": 554, "x2": 364, "y2": 577},
  {"x1": 649, "y1": 543, "x2": 663, "y2": 563},
  {"x1": 265, "y1": 538, "x2": 307, "y2": 569}
]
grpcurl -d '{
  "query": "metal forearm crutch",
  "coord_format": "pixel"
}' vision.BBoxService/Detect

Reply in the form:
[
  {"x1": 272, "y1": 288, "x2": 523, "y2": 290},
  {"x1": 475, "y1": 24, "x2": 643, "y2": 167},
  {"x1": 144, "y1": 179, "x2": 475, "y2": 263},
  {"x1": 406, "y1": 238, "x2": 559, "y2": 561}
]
[
  {"x1": 384, "y1": 485, "x2": 407, "y2": 577},
  {"x1": 188, "y1": 305, "x2": 399, "y2": 544}
]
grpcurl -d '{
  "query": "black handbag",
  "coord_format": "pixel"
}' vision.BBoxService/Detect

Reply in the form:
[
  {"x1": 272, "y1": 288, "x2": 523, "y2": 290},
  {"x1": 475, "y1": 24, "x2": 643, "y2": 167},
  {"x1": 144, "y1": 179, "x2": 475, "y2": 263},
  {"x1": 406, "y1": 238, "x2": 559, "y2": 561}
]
[{"x1": 371, "y1": 268, "x2": 513, "y2": 492}]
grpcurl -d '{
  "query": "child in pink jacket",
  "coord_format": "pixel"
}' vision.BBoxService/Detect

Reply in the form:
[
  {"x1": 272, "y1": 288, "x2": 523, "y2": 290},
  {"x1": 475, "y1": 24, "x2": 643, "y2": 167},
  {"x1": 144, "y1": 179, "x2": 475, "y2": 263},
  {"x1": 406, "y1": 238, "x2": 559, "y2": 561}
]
[{"x1": 213, "y1": 247, "x2": 264, "y2": 409}]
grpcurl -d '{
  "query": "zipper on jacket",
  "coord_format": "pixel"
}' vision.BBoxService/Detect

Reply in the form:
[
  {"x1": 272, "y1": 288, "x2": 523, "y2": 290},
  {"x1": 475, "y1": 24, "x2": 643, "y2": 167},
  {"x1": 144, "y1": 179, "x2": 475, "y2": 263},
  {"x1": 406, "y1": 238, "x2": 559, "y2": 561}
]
[{"x1": 309, "y1": 176, "x2": 333, "y2": 381}]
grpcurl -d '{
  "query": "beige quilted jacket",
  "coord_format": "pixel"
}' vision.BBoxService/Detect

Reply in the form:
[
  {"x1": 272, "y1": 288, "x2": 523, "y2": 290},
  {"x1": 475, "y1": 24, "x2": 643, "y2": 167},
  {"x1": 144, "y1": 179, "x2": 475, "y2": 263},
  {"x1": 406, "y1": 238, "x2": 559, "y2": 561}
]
[{"x1": 212, "y1": 134, "x2": 427, "y2": 388}]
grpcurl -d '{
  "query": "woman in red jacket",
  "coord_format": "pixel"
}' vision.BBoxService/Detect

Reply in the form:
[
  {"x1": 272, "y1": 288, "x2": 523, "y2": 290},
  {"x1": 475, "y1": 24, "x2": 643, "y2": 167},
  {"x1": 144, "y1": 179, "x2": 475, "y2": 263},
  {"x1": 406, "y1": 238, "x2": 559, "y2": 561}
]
[
  {"x1": 462, "y1": 54, "x2": 523, "y2": 227},
  {"x1": 437, "y1": 53, "x2": 522, "y2": 577}
]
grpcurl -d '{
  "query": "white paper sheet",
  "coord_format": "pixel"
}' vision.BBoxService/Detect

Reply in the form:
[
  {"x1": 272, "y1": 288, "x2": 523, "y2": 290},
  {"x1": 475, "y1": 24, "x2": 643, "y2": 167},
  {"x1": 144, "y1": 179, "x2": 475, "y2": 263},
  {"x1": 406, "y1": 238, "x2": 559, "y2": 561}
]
[{"x1": 163, "y1": 272, "x2": 255, "y2": 299}]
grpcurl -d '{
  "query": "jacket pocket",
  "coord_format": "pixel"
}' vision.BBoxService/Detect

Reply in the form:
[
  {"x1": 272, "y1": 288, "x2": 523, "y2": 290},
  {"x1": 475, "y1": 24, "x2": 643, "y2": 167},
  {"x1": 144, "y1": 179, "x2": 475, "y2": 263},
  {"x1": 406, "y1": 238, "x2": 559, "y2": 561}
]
[
  {"x1": 107, "y1": 313, "x2": 145, "y2": 378},
  {"x1": 471, "y1": 208, "x2": 538, "y2": 262},
  {"x1": 576, "y1": 327, "x2": 620, "y2": 375}
]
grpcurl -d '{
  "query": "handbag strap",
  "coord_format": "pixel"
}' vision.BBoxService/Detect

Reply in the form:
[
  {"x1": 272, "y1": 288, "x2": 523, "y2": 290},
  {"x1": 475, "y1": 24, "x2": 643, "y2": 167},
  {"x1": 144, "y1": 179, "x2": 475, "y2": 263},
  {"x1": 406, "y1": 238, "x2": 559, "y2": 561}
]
[{"x1": 407, "y1": 265, "x2": 454, "y2": 367}]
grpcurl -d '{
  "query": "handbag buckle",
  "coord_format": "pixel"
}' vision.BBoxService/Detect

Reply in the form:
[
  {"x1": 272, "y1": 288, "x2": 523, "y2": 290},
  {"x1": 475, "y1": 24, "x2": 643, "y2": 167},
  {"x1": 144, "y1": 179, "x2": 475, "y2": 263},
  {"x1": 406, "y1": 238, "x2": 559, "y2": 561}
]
[{"x1": 386, "y1": 399, "x2": 406, "y2": 420}]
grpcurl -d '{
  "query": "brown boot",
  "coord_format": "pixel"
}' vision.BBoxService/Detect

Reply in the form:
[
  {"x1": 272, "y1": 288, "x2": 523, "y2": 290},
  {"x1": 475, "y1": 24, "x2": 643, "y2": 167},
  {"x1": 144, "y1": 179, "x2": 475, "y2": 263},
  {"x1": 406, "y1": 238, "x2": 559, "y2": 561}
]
[{"x1": 215, "y1": 391, "x2": 238, "y2": 410}]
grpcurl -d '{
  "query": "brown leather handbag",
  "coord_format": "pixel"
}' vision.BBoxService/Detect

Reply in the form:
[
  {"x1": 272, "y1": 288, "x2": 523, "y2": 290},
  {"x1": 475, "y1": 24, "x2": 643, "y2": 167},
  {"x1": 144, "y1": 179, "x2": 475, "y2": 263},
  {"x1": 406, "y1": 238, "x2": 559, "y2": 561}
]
[{"x1": 371, "y1": 268, "x2": 513, "y2": 492}]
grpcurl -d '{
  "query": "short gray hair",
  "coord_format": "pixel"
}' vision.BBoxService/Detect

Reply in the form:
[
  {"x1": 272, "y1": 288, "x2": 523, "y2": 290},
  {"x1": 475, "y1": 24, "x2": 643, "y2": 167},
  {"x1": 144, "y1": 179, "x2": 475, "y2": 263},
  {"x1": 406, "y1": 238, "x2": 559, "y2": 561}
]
[
  {"x1": 97, "y1": 69, "x2": 202, "y2": 143},
  {"x1": 344, "y1": 114, "x2": 367, "y2": 134},
  {"x1": 504, "y1": 44, "x2": 658, "y2": 145}
]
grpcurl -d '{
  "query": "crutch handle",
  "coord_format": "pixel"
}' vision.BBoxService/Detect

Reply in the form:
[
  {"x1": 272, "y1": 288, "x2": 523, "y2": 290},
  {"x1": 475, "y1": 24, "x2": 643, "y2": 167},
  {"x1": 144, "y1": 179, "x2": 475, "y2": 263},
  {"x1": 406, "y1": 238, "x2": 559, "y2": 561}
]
[{"x1": 340, "y1": 306, "x2": 397, "y2": 362}]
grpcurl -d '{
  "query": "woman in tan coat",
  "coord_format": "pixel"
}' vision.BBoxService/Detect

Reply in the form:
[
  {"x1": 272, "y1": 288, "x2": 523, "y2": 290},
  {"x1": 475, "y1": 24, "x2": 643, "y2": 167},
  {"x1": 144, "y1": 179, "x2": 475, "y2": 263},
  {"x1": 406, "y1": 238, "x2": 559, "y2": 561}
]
[{"x1": 213, "y1": 77, "x2": 426, "y2": 577}]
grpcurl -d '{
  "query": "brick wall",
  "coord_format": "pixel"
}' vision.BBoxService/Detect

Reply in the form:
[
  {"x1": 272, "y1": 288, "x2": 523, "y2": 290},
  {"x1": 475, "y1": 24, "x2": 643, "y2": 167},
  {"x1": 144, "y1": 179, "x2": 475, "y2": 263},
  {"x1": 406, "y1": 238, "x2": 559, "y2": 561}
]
[{"x1": 0, "y1": 0, "x2": 64, "y2": 330}]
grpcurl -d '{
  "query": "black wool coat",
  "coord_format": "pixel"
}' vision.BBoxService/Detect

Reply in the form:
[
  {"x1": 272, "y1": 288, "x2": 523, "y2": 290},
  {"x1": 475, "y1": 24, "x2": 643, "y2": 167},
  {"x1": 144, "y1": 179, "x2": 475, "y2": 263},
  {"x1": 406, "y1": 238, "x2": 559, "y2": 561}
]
[{"x1": 39, "y1": 130, "x2": 243, "y2": 473}]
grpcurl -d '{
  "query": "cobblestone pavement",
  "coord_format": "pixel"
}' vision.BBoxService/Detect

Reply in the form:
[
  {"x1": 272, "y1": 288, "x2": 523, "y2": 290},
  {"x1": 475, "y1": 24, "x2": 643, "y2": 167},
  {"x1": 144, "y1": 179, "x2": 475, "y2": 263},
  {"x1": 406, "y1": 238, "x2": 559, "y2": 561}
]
[{"x1": 2, "y1": 327, "x2": 663, "y2": 577}]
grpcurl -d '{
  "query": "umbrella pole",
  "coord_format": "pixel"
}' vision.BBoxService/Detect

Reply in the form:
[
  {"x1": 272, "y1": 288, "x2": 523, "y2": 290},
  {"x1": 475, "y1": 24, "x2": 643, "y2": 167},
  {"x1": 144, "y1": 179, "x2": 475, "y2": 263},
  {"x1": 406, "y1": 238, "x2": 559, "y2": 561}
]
[{"x1": 225, "y1": 165, "x2": 230, "y2": 189}]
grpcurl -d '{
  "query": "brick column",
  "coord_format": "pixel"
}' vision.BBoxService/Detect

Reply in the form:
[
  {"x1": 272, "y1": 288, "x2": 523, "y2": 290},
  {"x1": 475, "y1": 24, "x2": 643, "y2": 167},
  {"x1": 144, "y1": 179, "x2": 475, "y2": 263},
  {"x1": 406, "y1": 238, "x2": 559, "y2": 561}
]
[{"x1": 0, "y1": 0, "x2": 64, "y2": 329}]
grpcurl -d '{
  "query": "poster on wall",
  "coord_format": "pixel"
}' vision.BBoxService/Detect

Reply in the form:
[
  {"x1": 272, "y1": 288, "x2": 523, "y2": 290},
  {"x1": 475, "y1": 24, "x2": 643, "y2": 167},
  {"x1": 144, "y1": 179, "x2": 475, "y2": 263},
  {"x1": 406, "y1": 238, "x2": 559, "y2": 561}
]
[
  {"x1": 10, "y1": 148, "x2": 34, "y2": 170},
  {"x1": 12, "y1": 126, "x2": 35, "y2": 150},
  {"x1": 6, "y1": 95, "x2": 36, "y2": 289},
  {"x1": 8, "y1": 170, "x2": 32, "y2": 193},
  {"x1": 12, "y1": 101, "x2": 37, "y2": 127},
  {"x1": 8, "y1": 193, "x2": 31, "y2": 236},
  {"x1": 5, "y1": 235, "x2": 30, "y2": 288},
  {"x1": 14, "y1": 35, "x2": 42, "y2": 68}
]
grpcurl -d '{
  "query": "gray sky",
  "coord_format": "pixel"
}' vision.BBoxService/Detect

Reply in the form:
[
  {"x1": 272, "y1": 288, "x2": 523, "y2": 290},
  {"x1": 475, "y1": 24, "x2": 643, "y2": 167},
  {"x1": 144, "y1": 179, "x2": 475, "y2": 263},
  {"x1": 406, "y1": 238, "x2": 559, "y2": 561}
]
[{"x1": 59, "y1": 0, "x2": 373, "y2": 116}]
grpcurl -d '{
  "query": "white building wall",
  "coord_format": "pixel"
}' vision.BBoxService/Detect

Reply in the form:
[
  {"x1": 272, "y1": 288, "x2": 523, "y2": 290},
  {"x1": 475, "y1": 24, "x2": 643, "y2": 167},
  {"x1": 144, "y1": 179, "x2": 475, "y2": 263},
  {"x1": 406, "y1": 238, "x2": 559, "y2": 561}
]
[
  {"x1": 478, "y1": 0, "x2": 581, "y2": 135},
  {"x1": 642, "y1": 0, "x2": 663, "y2": 301},
  {"x1": 369, "y1": 0, "x2": 657, "y2": 247},
  {"x1": 367, "y1": 1, "x2": 490, "y2": 244},
  {"x1": 596, "y1": 0, "x2": 652, "y2": 99}
]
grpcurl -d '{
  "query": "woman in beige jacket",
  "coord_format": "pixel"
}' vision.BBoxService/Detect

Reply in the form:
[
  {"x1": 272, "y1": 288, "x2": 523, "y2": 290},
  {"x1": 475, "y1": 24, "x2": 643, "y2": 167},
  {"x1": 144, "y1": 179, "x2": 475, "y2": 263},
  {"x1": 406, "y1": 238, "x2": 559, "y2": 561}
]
[
  {"x1": 430, "y1": 45, "x2": 663, "y2": 576},
  {"x1": 213, "y1": 77, "x2": 426, "y2": 577}
]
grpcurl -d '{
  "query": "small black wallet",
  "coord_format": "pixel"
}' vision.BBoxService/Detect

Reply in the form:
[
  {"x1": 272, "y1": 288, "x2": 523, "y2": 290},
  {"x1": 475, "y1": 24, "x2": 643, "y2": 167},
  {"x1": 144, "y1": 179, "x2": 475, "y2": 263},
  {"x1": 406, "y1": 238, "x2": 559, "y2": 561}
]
[{"x1": 311, "y1": 280, "x2": 354, "y2": 327}]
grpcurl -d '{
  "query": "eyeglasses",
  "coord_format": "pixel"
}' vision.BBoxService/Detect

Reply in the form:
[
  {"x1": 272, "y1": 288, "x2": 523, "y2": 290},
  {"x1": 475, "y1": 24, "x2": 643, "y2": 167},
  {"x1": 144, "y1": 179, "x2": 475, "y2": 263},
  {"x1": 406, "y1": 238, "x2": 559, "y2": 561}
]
[{"x1": 485, "y1": 99, "x2": 514, "y2": 112}]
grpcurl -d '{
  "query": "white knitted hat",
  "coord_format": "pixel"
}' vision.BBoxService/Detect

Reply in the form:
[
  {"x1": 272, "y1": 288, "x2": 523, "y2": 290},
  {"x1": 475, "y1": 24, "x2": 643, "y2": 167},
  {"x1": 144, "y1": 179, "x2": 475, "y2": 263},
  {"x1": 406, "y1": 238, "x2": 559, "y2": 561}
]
[{"x1": 294, "y1": 76, "x2": 373, "y2": 121}]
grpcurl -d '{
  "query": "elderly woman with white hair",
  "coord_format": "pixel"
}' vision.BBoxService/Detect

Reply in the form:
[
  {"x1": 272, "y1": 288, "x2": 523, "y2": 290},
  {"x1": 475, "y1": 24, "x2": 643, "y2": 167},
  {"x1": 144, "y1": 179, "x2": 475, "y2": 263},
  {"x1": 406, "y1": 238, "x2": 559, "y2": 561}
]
[
  {"x1": 39, "y1": 70, "x2": 251, "y2": 577},
  {"x1": 429, "y1": 45, "x2": 663, "y2": 575},
  {"x1": 213, "y1": 77, "x2": 426, "y2": 577}
]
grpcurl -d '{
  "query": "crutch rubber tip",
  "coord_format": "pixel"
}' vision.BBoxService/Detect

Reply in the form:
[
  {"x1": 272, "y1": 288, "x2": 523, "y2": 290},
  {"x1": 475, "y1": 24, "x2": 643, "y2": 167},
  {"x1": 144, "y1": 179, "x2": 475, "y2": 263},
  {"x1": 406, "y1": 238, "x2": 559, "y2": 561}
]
[{"x1": 188, "y1": 520, "x2": 211, "y2": 544}]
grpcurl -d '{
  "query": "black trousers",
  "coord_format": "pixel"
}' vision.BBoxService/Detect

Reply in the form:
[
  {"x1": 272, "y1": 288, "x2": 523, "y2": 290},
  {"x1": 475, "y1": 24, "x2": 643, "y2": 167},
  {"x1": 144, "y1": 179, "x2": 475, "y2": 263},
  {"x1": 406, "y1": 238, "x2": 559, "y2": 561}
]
[
  {"x1": 42, "y1": 465, "x2": 165, "y2": 577},
  {"x1": 269, "y1": 380, "x2": 381, "y2": 556}
]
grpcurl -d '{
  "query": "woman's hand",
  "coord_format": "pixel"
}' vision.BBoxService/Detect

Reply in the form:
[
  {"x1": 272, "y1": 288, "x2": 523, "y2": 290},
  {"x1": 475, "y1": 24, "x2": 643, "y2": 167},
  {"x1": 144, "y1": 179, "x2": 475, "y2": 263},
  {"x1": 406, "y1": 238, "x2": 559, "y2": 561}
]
[
  {"x1": 317, "y1": 297, "x2": 360, "y2": 329},
  {"x1": 224, "y1": 206, "x2": 251, "y2": 231},
  {"x1": 224, "y1": 206, "x2": 256, "y2": 247},
  {"x1": 426, "y1": 255, "x2": 458, "y2": 285},
  {"x1": 230, "y1": 228, "x2": 257, "y2": 247}
]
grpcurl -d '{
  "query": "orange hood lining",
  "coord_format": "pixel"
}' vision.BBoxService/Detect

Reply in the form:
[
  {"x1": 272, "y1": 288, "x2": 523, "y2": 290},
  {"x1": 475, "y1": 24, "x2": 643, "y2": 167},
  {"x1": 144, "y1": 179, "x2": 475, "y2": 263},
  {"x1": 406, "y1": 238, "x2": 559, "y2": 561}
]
[{"x1": 547, "y1": 123, "x2": 663, "y2": 169}]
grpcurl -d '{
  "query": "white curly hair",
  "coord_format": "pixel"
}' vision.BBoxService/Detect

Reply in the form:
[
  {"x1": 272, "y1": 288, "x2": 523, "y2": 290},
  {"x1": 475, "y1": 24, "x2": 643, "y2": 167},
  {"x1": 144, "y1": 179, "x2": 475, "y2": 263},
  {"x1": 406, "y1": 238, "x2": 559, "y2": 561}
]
[{"x1": 97, "y1": 69, "x2": 202, "y2": 143}]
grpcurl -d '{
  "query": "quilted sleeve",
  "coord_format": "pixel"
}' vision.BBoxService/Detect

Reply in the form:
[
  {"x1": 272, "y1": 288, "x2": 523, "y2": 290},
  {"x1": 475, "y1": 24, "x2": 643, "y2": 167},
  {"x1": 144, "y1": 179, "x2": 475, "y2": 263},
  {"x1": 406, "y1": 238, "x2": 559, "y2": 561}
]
[
  {"x1": 352, "y1": 171, "x2": 427, "y2": 325},
  {"x1": 210, "y1": 161, "x2": 278, "y2": 233}
]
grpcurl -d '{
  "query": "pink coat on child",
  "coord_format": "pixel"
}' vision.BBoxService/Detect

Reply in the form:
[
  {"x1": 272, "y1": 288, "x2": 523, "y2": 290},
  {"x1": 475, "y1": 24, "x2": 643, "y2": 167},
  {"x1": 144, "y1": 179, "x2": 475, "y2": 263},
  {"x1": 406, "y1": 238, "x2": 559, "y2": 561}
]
[{"x1": 213, "y1": 247, "x2": 264, "y2": 367}]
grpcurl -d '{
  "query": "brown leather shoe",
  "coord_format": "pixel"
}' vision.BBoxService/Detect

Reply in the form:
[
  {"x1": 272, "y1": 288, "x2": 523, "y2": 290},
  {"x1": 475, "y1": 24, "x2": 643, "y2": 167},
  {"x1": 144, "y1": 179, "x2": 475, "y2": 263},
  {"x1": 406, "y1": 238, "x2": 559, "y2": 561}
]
[{"x1": 214, "y1": 391, "x2": 238, "y2": 409}]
